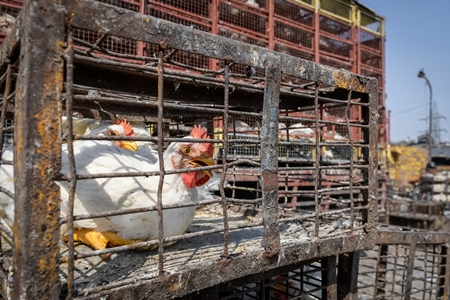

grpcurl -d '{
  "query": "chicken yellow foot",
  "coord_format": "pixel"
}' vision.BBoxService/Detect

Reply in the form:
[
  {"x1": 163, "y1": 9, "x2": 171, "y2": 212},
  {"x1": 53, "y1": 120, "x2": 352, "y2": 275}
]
[{"x1": 65, "y1": 228, "x2": 142, "y2": 259}]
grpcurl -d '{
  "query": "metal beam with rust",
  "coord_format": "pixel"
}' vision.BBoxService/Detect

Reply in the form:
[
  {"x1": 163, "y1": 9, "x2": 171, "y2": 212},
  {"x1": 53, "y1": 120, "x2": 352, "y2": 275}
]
[
  {"x1": 66, "y1": 0, "x2": 372, "y2": 94},
  {"x1": 13, "y1": 1, "x2": 65, "y2": 298},
  {"x1": 260, "y1": 53, "x2": 281, "y2": 258}
]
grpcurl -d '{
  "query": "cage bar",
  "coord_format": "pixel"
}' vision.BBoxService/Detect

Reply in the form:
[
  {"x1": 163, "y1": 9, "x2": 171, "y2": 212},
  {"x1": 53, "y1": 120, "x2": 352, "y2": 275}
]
[
  {"x1": 358, "y1": 226, "x2": 450, "y2": 300},
  {"x1": 0, "y1": 0, "x2": 379, "y2": 298}
]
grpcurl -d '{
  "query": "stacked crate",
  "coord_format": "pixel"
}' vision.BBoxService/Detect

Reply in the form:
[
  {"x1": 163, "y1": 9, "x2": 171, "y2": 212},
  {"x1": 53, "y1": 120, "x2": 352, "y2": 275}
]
[{"x1": 420, "y1": 171, "x2": 450, "y2": 203}]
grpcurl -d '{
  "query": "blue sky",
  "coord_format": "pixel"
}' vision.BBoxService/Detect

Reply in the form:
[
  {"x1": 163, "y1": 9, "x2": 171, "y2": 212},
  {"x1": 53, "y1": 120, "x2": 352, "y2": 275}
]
[{"x1": 360, "y1": 1, "x2": 450, "y2": 143}]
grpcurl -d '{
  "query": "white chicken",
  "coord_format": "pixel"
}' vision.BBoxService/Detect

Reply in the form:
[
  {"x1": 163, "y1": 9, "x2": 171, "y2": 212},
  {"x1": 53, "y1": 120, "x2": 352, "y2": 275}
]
[
  {"x1": 82, "y1": 118, "x2": 221, "y2": 201},
  {"x1": 0, "y1": 120, "x2": 215, "y2": 255},
  {"x1": 0, "y1": 119, "x2": 138, "y2": 233},
  {"x1": 60, "y1": 124, "x2": 214, "y2": 252}
]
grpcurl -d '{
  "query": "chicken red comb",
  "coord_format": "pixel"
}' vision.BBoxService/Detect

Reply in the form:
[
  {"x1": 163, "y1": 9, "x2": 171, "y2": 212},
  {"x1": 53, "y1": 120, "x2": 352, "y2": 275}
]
[
  {"x1": 114, "y1": 119, "x2": 135, "y2": 136},
  {"x1": 190, "y1": 125, "x2": 213, "y2": 156},
  {"x1": 190, "y1": 125, "x2": 209, "y2": 139}
]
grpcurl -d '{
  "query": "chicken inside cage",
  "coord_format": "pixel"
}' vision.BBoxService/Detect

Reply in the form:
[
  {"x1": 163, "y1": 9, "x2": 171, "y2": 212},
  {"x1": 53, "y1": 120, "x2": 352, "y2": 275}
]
[{"x1": 0, "y1": 2, "x2": 378, "y2": 298}]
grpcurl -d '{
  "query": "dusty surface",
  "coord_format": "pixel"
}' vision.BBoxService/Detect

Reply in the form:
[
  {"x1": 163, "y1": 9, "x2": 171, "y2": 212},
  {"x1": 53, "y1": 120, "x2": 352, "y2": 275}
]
[{"x1": 1, "y1": 203, "x2": 365, "y2": 297}]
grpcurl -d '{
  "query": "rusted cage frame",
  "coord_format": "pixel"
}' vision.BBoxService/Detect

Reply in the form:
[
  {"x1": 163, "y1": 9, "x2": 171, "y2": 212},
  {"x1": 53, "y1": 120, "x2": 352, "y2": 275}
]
[
  {"x1": 0, "y1": 0, "x2": 378, "y2": 298},
  {"x1": 358, "y1": 229, "x2": 450, "y2": 299}
]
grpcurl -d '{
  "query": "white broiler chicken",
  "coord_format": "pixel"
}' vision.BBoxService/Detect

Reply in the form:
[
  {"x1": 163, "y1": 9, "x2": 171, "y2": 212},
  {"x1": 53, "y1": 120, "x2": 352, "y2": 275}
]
[
  {"x1": 1, "y1": 120, "x2": 214, "y2": 255},
  {"x1": 0, "y1": 119, "x2": 138, "y2": 233},
  {"x1": 83, "y1": 118, "x2": 221, "y2": 201},
  {"x1": 58, "y1": 123, "x2": 214, "y2": 253}
]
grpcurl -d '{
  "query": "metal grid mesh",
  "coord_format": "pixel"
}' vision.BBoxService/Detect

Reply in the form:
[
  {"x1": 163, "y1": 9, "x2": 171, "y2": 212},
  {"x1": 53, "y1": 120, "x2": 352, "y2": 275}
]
[
  {"x1": 218, "y1": 27, "x2": 267, "y2": 48},
  {"x1": 217, "y1": 259, "x2": 327, "y2": 299},
  {"x1": 96, "y1": 0, "x2": 140, "y2": 11},
  {"x1": 218, "y1": 1, "x2": 267, "y2": 35},
  {"x1": 0, "y1": 1, "x2": 20, "y2": 42},
  {"x1": 275, "y1": 43, "x2": 314, "y2": 61},
  {"x1": 319, "y1": 15, "x2": 352, "y2": 40},
  {"x1": 274, "y1": 1, "x2": 314, "y2": 27},
  {"x1": 149, "y1": 0, "x2": 210, "y2": 18},
  {"x1": 361, "y1": 49, "x2": 382, "y2": 69},
  {"x1": 319, "y1": 0, "x2": 352, "y2": 21},
  {"x1": 0, "y1": 1, "x2": 379, "y2": 298},
  {"x1": 358, "y1": 227, "x2": 450, "y2": 299},
  {"x1": 0, "y1": 1, "x2": 20, "y2": 15},
  {"x1": 360, "y1": 10, "x2": 383, "y2": 34},
  {"x1": 274, "y1": 20, "x2": 313, "y2": 49},
  {"x1": 73, "y1": 28, "x2": 139, "y2": 56},
  {"x1": 360, "y1": 29, "x2": 383, "y2": 51},
  {"x1": 318, "y1": 35, "x2": 352, "y2": 59}
]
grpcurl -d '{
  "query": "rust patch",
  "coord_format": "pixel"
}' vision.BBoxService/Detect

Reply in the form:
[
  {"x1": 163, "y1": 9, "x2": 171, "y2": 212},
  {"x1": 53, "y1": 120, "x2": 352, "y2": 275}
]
[
  {"x1": 261, "y1": 170, "x2": 278, "y2": 191},
  {"x1": 167, "y1": 274, "x2": 180, "y2": 291},
  {"x1": 333, "y1": 70, "x2": 365, "y2": 93}
]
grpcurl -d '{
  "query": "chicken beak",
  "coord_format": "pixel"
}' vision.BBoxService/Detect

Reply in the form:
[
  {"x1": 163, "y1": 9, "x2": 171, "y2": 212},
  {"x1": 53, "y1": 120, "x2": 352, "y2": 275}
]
[
  {"x1": 116, "y1": 140, "x2": 138, "y2": 152},
  {"x1": 190, "y1": 155, "x2": 214, "y2": 178}
]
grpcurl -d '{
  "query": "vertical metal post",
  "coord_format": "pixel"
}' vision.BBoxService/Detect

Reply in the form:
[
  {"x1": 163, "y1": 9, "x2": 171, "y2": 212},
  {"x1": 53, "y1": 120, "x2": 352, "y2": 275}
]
[
  {"x1": 437, "y1": 245, "x2": 449, "y2": 299},
  {"x1": 220, "y1": 62, "x2": 231, "y2": 257},
  {"x1": 267, "y1": 0, "x2": 274, "y2": 50},
  {"x1": 364, "y1": 78, "x2": 379, "y2": 234},
  {"x1": 64, "y1": 29, "x2": 77, "y2": 299},
  {"x1": 209, "y1": 0, "x2": 219, "y2": 71},
  {"x1": 404, "y1": 243, "x2": 416, "y2": 300},
  {"x1": 313, "y1": 1, "x2": 320, "y2": 64},
  {"x1": 376, "y1": 245, "x2": 388, "y2": 297},
  {"x1": 417, "y1": 70, "x2": 433, "y2": 160},
  {"x1": 13, "y1": 1, "x2": 65, "y2": 298},
  {"x1": 157, "y1": 45, "x2": 166, "y2": 276},
  {"x1": 337, "y1": 252, "x2": 360, "y2": 300},
  {"x1": 313, "y1": 83, "x2": 321, "y2": 236},
  {"x1": 322, "y1": 256, "x2": 337, "y2": 300},
  {"x1": 345, "y1": 91, "x2": 354, "y2": 233},
  {"x1": 136, "y1": 0, "x2": 148, "y2": 59},
  {"x1": 0, "y1": 65, "x2": 12, "y2": 155},
  {"x1": 260, "y1": 53, "x2": 280, "y2": 257}
]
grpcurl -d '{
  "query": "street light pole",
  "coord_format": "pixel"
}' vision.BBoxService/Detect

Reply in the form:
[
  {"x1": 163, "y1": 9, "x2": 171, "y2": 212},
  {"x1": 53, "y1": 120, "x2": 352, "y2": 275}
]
[{"x1": 418, "y1": 69, "x2": 433, "y2": 161}]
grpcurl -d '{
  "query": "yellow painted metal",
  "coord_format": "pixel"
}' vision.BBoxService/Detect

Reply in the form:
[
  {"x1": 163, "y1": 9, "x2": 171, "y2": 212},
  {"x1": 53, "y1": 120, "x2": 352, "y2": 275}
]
[
  {"x1": 355, "y1": 4, "x2": 386, "y2": 36},
  {"x1": 319, "y1": 0, "x2": 353, "y2": 22},
  {"x1": 281, "y1": 0, "x2": 385, "y2": 37},
  {"x1": 380, "y1": 145, "x2": 428, "y2": 190},
  {"x1": 290, "y1": 0, "x2": 316, "y2": 10}
]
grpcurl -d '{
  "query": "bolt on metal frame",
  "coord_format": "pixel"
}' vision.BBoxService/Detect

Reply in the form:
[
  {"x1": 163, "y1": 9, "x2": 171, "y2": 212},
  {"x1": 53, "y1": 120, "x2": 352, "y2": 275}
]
[{"x1": 0, "y1": 0, "x2": 379, "y2": 298}]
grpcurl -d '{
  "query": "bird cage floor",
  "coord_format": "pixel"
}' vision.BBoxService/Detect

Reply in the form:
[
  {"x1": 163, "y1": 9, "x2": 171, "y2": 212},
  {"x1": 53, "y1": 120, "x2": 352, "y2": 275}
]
[{"x1": 0, "y1": 203, "x2": 366, "y2": 297}]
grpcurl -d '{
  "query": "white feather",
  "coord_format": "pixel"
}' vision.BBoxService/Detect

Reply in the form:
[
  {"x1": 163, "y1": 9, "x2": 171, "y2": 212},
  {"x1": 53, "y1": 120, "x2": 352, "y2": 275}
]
[{"x1": 0, "y1": 122, "x2": 208, "y2": 244}]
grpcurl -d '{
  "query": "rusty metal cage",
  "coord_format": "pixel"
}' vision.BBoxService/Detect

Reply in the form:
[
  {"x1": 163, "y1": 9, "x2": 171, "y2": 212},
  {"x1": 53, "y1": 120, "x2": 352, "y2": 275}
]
[
  {"x1": 0, "y1": 0, "x2": 378, "y2": 298},
  {"x1": 190, "y1": 226, "x2": 450, "y2": 299},
  {"x1": 358, "y1": 226, "x2": 450, "y2": 299},
  {"x1": 187, "y1": 255, "x2": 360, "y2": 299}
]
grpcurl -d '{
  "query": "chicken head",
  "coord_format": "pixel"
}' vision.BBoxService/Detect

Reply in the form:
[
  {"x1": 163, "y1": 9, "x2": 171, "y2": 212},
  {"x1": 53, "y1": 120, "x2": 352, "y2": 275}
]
[{"x1": 168, "y1": 125, "x2": 214, "y2": 188}]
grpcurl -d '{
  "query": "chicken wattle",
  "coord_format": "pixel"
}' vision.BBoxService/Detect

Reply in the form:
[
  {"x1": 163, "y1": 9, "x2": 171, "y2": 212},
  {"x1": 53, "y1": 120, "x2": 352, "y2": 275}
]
[
  {"x1": 59, "y1": 124, "x2": 214, "y2": 254},
  {"x1": 0, "y1": 120, "x2": 214, "y2": 256}
]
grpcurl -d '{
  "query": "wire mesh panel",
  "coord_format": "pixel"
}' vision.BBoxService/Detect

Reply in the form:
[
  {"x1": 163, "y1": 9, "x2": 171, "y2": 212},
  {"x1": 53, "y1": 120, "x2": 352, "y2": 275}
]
[
  {"x1": 216, "y1": 258, "x2": 333, "y2": 299},
  {"x1": 0, "y1": 0, "x2": 378, "y2": 298},
  {"x1": 358, "y1": 226, "x2": 450, "y2": 299}
]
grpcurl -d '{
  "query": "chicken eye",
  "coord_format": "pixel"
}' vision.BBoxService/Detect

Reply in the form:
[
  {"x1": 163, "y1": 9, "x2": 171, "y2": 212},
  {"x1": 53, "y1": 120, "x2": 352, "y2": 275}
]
[
  {"x1": 108, "y1": 131, "x2": 118, "y2": 136},
  {"x1": 181, "y1": 146, "x2": 191, "y2": 155}
]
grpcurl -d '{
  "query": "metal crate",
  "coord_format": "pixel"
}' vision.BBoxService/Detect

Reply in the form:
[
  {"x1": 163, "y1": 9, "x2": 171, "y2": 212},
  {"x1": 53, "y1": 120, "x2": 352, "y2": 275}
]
[
  {"x1": 358, "y1": 225, "x2": 450, "y2": 299},
  {"x1": 0, "y1": 0, "x2": 378, "y2": 298}
]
